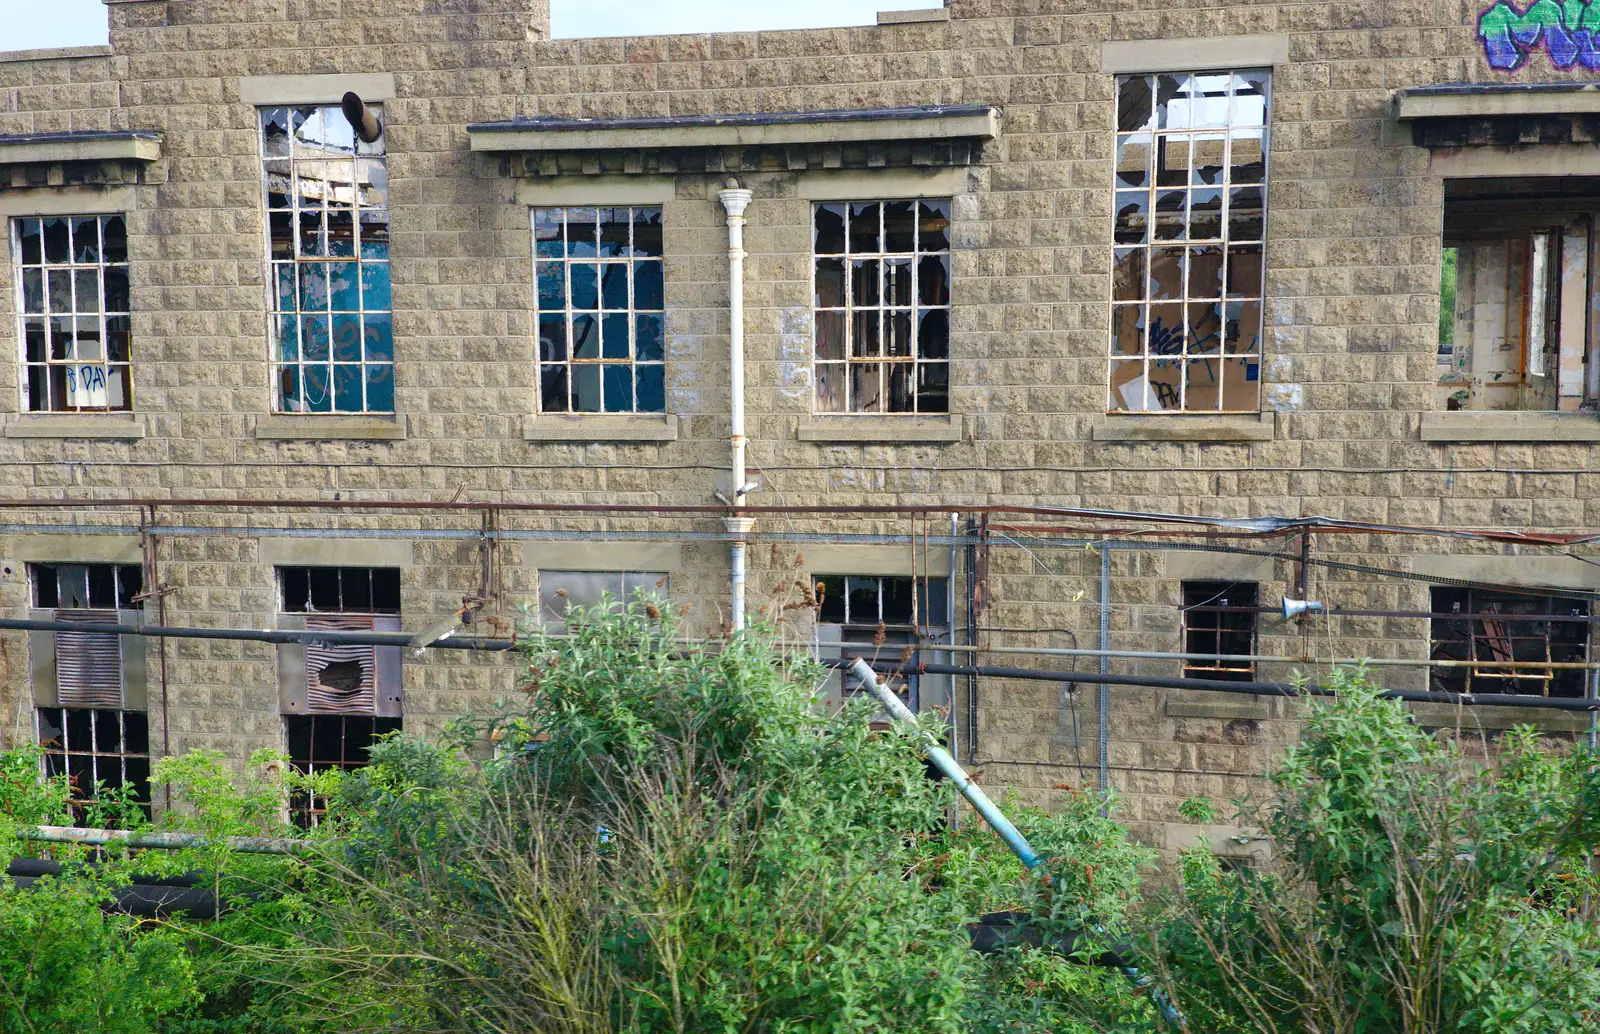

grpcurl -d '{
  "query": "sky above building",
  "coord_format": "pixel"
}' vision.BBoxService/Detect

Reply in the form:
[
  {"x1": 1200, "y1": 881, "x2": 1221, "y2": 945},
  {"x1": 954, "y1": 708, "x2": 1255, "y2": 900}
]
[{"x1": 0, "y1": 0, "x2": 940, "y2": 52}]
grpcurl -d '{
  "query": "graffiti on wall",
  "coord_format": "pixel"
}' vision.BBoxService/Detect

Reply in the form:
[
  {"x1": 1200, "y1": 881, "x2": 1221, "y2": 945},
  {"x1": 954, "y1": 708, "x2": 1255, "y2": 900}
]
[{"x1": 1479, "y1": 0, "x2": 1600, "y2": 71}]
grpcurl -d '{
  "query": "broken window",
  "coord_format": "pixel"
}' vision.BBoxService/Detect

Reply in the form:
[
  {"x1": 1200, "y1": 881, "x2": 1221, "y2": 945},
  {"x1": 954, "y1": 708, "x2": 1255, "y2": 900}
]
[
  {"x1": 1429, "y1": 587, "x2": 1589, "y2": 697},
  {"x1": 1181, "y1": 580, "x2": 1258, "y2": 680},
  {"x1": 13, "y1": 215, "x2": 131, "y2": 413},
  {"x1": 538, "y1": 570, "x2": 668, "y2": 626},
  {"x1": 261, "y1": 105, "x2": 392, "y2": 414},
  {"x1": 1111, "y1": 71, "x2": 1268, "y2": 413},
  {"x1": 1439, "y1": 179, "x2": 1600, "y2": 411},
  {"x1": 813, "y1": 574, "x2": 950, "y2": 711},
  {"x1": 813, "y1": 199, "x2": 951, "y2": 413},
  {"x1": 534, "y1": 206, "x2": 665, "y2": 413},
  {"x1": 37, "y1": 707, "x2": 151, "y2": 824},
  {"x1": 284, "y1": 714, "x2": 401, "y2": 827},
  {"x1": 277, "y1": 566, "x2": 401, "y2": 825},
  {"x1": 28, "y1": 563, "x2": 148, "y2": 824}
]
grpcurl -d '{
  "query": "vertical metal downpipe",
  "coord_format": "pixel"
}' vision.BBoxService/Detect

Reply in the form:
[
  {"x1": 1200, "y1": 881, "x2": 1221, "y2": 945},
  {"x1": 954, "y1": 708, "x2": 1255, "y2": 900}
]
[
  {"x1": 1098, "y1": 544, "x2": 1110, "y2": 796},
  {"x1": 964, "y1": 517, "x2": 979, "y2": 764},
  {"x1": 1589, "y1": 667, "x2": 1598, "y2": 752},
  {"x1": 718, "y1": 185, "x2": 754, "y2": 630}
]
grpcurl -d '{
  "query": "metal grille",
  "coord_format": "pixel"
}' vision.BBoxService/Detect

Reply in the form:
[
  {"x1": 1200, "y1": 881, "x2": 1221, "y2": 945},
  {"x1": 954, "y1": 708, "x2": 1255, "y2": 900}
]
[
  {"x1": 53, "y1": 608, "x2": 123, "y2": 708},
  {"x1": 37, "y1": 707, "x2": 151, "y2": 825},
  {"x1": 12, "y1": 215, "x2": 131, "y2": 413},
  {"x1": 812, "y1": 199, "x2": 951, "y2": 414},
  {"x1": 261, "y1": 105, "x2": 392, "y2": 414},
  {"x1": 1180, "y1": 580, "x2": 1258, "y2": 680},
  {"x1": 1111, "y1": 71, "x2": 1268, "y2": 413},
  {"x1": 534, "y1": 206, "x2": 665, "y2": 413},
  {"x1": 305, "y1": 613, "x2": 377, "y2": 714},
  {"x1": 285, "y1": 713, "x2": 402, "y2": 827}
]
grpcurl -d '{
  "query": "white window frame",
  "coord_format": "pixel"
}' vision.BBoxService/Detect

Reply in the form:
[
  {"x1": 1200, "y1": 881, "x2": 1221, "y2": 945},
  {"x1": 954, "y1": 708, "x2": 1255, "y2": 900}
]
[
  {"x1": 11, "y1": 214, "x2": 131, "y2": 413},
  {"x1": 811, "y1": 199, "x2": 952, "y2": 414},
  {"x1": 258, "y1": 104, "x2": 392, "y2": 415},
  {"x1": 1110, "y1": 70, "x2": 1270, "y2": 414},
  {"x1": 533, "y1": 206, "x2": 666, "y2": 415}
]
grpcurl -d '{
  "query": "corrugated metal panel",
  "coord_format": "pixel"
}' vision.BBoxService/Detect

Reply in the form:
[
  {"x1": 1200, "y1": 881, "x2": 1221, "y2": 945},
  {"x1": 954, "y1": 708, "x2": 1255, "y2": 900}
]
[
  {"x1": 53, "y1": 609, "x2": 122, "y2": 709},
  {"x1": 305, "y1": 614, "x2": 376, "y2": 715}
]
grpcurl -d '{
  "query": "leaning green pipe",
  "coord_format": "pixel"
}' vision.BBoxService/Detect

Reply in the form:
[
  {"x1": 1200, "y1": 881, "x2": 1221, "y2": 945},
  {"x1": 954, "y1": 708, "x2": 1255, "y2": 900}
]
[
  {"x1": 847, "y1": 657, "x2": 1039, "y2": 866},
  {"x1": 846, "y1": 657, "x2": 1183, "y2": 1027}
]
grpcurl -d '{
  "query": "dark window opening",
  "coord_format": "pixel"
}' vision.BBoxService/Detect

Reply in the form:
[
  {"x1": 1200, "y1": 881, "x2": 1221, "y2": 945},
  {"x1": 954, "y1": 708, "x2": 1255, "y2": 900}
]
[
  {"x1": 1429, "y1": 587, "x2": 1589, "y2": 698},
  {"x1": 285, "y1": 713, "x2": 402, "y2": 827},
  {"x1": 31, "y1": 562, "x2": 143, "y2": 610},
  {"x1": 36, "y1": 707, "x2": 151, "y2": 826},
  {"x1": 1182, "y1": 580, "x2": 1258, "y2": 681},
  {"x1": 280, "y1": 566, "x2": 400, "y2": 614}
]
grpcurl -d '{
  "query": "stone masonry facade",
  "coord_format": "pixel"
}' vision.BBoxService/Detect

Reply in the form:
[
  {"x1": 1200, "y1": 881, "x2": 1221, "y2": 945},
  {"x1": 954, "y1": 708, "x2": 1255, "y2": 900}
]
[{"x1": 0, "y1": 0, "x2": 1598, "y2": 856}]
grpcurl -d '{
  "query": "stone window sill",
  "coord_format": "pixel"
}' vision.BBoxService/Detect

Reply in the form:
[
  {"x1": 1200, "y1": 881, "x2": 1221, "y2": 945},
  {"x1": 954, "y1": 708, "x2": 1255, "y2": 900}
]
[
  {"x1": 1406, "y1": 700, "x2": 1595, "y2": 734},
  {"x1": 1419, "y1": 410, "x2": 1600, "y2": 442},
  {"x1": 797, "y1": 414, "x2": 964, "y2": 443},
  {"x1": 1092, "y1": 413, "x2": 1276, "y2": 443},
  {"x1": 523, "y1": 413, "x2": 678, "y2": 442},
  {"x1": 1164, "y1": 688, "x2": 1273, "y2": 720},
  {"x1": 254, "y1": 414, "x2": 407, "y2": 441},
  {"x1": 3, "y1": 412, "x2": 145, "y2": 440}
]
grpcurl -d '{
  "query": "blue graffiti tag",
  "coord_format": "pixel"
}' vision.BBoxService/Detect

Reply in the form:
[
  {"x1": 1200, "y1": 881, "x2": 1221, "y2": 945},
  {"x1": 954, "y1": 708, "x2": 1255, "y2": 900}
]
[{"x1": 1478, "y1": 0, "x2": 1600, "y2": 71}]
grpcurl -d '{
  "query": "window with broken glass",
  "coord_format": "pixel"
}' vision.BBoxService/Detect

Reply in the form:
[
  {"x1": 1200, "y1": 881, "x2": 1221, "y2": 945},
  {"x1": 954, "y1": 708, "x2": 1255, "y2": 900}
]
[
  {"x1": 1429, "y1": 586, "x2": 1590, "y2": 697},
  {"x1": 1438, "y1": 178, "x2": 1600, "y2": 412},
  {"x1": 30, "y1": 562, "x2": 148, "y2": 823},
  {"x1": 13, "y1": 215, "x2": 131, "y2": 413},
  {"x1": 279, "y1": 566, "x2": 402, "y2": 826},
  {"x1": 1111, "y1": 71, "x2": 1268, "y2": 413},
  {"x1": 261, "y1": 105, "x2": 392, "y2": 414},
  {"x1": 538, "y1": 570, "x2": 669, "y2": 626},
  {"x1": 534, "y1": 206, "x2": 665, "y2": 413},
  {"x1": 813, "y1": 199, "x2": 951, "y2": 414},
  {"x1": 1181, "y1": 580, "x2": 1258, "y2": 680},
  {"x1": 814, "y1": 574, "x2": 950, "y2": 711}
]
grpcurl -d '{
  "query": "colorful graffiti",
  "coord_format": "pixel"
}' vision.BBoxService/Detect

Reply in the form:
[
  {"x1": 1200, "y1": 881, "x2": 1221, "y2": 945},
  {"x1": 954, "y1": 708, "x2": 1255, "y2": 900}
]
[{"x1": 1478, "y1": 0, "x2": 1600, "y2": 71}]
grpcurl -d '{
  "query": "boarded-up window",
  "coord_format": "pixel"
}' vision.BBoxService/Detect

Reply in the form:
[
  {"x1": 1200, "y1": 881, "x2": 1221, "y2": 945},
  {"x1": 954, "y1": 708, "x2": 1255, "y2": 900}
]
[
  {"x1": 276, "y1": 566, "x2": 401, "y2": 717},
  {"x1": 28, "y1": 563, "x2": 144, "y2": 711}
]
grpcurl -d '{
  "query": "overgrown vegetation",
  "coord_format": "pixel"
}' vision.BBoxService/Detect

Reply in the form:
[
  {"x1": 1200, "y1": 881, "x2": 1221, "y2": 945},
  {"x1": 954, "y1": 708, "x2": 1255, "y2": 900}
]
[{"x1": 1, "y1": 605, "x2": 1597, "y2": 1033}]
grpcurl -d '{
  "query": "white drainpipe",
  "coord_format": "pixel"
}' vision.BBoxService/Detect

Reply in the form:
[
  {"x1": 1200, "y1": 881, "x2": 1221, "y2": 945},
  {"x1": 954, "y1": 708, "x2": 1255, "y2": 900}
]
[{"x1": 718, "y1": 184, "x2": 754, "y2": 631}]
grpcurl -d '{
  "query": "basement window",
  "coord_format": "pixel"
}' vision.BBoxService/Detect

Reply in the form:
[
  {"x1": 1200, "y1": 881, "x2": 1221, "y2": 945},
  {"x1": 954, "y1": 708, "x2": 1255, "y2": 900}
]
[
  {"x1": 534, "y1": 206, "x2": 665, "y2": 414},
  {"x1": 812, "y1": 199, "x2": 951, "y2": 414},
  {"x1": 1181, "y1": 580, "x2": 1258, "y2": 680},
  {"x1": 1429, "y1": 587, "x2": 1589, "y2": 698},
  {"x1": 277, "y1": 566, "x2": 403, "y2": 825},
  {"x1": 261, "y1": 105, "x2": 392, "y2": 414},
  {"x1": 13, "y1": 215, "x2": 132, "y2": 413},
  {"x1": 1438, "y1": 178, "x2": 1600, "y2": 412},
  {"x1": 538, "y1": 570, "x2": 669, "y2": 626},
  {"x1": 1110, "y1": 70, "x2": 1268, "y2": 413},
  {"x1": 814, "y1": 574, "x2": 950, "y2": 711}
]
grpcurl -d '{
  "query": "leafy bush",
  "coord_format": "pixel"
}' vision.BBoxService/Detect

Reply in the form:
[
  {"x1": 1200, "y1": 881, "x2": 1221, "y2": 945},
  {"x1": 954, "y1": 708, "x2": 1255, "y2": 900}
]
[{"x1": 1146, "y1": 665, "x2": 1600, "y2": 1034}]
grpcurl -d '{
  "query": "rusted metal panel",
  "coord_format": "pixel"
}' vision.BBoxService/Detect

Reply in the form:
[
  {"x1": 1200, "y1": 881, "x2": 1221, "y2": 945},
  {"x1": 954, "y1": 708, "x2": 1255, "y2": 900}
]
[
  {"x1": 305, "y1": 614, "x2": 377, "y2": 714},
  {"x1": 52, "y1": 609, "x2": 122, "y2": 709}
]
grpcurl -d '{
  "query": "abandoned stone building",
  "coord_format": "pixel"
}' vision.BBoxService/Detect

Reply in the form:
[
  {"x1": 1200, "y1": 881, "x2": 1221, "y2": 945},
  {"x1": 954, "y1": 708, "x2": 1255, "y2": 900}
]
[{"x1": 1, "y1": 0, "x2": 1599, "y2": 853}]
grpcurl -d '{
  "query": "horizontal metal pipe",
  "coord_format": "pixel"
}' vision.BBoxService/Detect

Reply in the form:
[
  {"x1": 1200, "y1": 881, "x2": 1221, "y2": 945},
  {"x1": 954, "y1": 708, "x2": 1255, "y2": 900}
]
[
  {"x1": 18, "y1": 825, "x2": 310, "y2": 855},
  {"x1": 874, "y1": 660, "x2": 1600, "y2": 713},
  {"x1": 0, "y1": 616, "x2": 516, "y2": 652}
]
